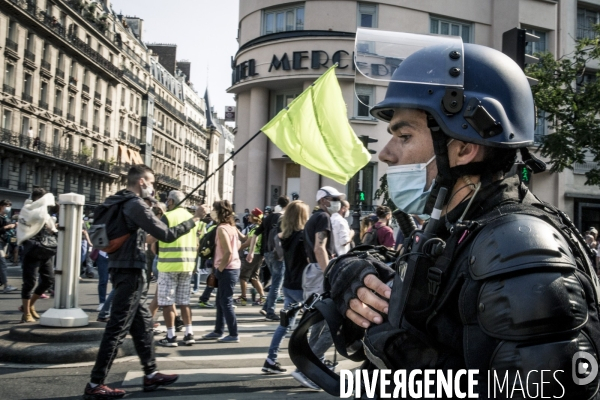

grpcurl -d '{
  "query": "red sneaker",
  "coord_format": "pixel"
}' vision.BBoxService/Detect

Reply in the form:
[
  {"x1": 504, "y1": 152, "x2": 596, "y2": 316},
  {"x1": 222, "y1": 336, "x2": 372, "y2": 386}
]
[
  {"x1": 83, "y1": 383, "x2": 126, "y2": 399},
  {"x1": 143, "y1": 372, "x2": 179, "y2": 392}
]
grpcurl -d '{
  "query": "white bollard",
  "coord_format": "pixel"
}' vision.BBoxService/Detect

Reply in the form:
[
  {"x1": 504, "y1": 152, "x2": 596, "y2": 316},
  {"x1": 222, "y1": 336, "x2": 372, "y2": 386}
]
[{"x1": 40, "y1": 193, "x2": 89, "y2": 327}]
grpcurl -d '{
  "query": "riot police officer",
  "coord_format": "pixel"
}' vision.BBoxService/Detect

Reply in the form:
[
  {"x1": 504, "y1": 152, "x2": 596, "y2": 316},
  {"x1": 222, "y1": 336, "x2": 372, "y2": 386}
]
[{"x1": 291, "y1": 30, "x2": 600, "y2": 399}]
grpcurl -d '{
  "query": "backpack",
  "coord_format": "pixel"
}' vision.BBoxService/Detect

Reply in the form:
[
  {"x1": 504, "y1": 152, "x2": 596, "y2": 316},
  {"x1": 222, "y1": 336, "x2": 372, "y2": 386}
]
[
  {"x1": 361, "y1": 224, "x2": 381, "y2": 246},
  {"x1": 199, "y1": 225, "x2": 217, "y2": 259},
  {"x1": 267, "y1": 214, "x2": 283, "y2": 257},
  {"x1": 88, "y1": 197, "x2": 133, "y2": 253}
]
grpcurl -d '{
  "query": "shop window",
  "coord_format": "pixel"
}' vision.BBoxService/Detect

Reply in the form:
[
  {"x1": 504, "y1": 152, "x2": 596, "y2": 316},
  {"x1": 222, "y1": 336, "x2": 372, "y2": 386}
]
[
  {"x1": 263, "y1": 5, "x2": 304, "y2": 35},
  {"x1": 358, "y1": 3, "x2": 377, "y2": 28},
  {"x1": 354, "y1": 85, "x2": 374, "y2": 119},
  {"x1": 430, "y1": 17, "x2": 472, "y2": 43}
]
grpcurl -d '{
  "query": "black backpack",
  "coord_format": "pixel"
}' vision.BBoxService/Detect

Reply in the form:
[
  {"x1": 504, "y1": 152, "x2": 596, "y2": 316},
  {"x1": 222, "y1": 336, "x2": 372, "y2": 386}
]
[
  {"x1": 267, "y1": 214, "x2": 283, "y2": 255},
  {"x1": 199, "y1": 225, "x2": 217, "y2": 259},
  {"x1": 361, "y1": 224, "x2": 381, "y2": 246},
  {"x1": 88, "y1": 197, "x2": 133, "y2": 254}
]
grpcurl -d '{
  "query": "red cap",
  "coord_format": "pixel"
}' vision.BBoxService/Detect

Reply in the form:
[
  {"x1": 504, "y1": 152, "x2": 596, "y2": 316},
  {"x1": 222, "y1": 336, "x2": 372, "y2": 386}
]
[{"x1": 251, "y1": 208, "x2": 263, "y2": 218}]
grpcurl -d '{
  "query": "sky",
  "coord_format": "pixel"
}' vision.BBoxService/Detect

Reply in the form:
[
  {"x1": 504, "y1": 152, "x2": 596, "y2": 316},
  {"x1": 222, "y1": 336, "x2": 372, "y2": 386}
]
[{"x1": 112, "y1": 0, "x2": 239, "y2": 122}]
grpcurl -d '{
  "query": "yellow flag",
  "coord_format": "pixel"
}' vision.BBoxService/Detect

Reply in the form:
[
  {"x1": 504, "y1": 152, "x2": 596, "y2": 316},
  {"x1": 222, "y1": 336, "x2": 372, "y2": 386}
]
[{"x1": 261, "y1": 66, "x2": 371, "y2": 184}]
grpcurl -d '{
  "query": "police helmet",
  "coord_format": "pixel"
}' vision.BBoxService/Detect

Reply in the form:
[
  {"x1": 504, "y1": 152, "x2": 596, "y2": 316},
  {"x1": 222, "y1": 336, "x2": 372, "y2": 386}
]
[{"x1": 370, "y1": 43, "x2": 535, "y2": 149}]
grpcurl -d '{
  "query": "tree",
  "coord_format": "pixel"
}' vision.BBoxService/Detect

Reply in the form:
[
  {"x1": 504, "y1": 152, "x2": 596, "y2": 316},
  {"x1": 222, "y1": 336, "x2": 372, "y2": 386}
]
[{"x1": 527, "y1": 27, "x2": 600, "y2": 185}]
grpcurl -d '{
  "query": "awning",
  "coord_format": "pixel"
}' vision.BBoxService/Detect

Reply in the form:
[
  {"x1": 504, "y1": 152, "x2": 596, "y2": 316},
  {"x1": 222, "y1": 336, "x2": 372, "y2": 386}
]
[
  {"x1": 130, "y1": 150, "x2": 144, "y2": 165},
  {"x1": 118, "y1": 145, "x2": 131, "y2": 165}
]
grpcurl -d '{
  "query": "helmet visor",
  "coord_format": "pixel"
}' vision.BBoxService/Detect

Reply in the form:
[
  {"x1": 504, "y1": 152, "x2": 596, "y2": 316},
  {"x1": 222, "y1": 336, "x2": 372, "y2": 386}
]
[{"x1": 354, "y1": 28, "x2": 464, "y2": 108}]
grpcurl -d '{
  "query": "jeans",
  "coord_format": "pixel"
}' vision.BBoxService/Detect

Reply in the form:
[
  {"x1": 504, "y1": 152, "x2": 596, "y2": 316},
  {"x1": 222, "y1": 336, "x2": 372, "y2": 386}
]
[
  {"x1": 0, "y1": 243, "x2": 8, "y2": 286},
  {"x1": 199, "y1": 259, "x2": 214, "y2": 302},
  {"x1": 262, "y1": 251, "x2": 285, "y2": 317},
  {"x1": 214, "y1": 268, "x2": 240, "y2": 337},
  {"x1": 90, "y1": 268, "x2": 155, "y2": 384},
  {"x1": 191, "y1": 271, "x2": 200, "y2": 292},
  {"x1": 98, "y1": 288, "x2": 115, "y2": 319},
  {"x1": 97, "y1": 255, "x2": 109, "y2": 304},
  {"x1": 80, "y1": 241, "x2": 94, "y2": 276},
  {"x1": 267, "y1": 287, "x2": 304, "y2": 361},
  {"x1": 21, "y1": 246, "x2": 54, "y2": 299},
  {"x1": 152, "y1": 255, "x2": 158, "y2": 279}
]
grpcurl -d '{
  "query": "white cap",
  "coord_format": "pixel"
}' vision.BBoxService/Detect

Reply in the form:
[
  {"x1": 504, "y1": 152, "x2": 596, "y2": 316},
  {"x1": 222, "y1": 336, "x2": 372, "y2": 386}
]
[{"x1": 316, "y1": 186, "x2": 345, "y2": 202}]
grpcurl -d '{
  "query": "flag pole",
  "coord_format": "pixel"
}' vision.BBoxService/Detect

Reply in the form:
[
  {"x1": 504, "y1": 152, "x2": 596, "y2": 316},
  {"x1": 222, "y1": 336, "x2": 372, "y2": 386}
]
[{"x1": 174, "y1": 130, "x2": 263, "y2": 209}]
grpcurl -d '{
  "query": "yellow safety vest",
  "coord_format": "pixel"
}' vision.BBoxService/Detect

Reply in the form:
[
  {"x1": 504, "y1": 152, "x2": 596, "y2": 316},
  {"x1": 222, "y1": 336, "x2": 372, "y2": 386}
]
[{"x1": 157, "y1": 208, "x2": 199, "y2": 272}]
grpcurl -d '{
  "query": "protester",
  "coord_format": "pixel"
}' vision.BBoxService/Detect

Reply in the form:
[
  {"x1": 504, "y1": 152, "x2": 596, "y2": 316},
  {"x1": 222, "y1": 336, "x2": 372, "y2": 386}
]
[
  {"x1": 16, "y1": 188, "x2": 57, "y2": 322},
  {"x1": 84, "y1": 164, "x2": 207, "y2": 399},
  {"x1": 202, "y1": 200, "x2": 241, "y2": 343},
  {"x1": 154, "y1": 190, "x2": 200, "y2": 347},
  {"x1": 330, "y1": 200, "x2": 353, "y2": 256},
  {"x1": 197, "y1": 214, "x2": 217, "y2": 308},
  {"x1": 247, "y1": 196, "x2": 290, "y2": 320},
  {"x1": 359, "y1": 214, "x2": 377, "y2": 243},
  {"x1": 0, "y1": 200, "x2": 17, "y2": 293},
  {"x1": 262, "y1": 200, "x2": 309, "y2": 374},
  {"x1": 364, "y1": 205, "x2": 395, "y2": 248},
  {"x1": 292, "y1": 186, "x2": 340, "y2": 389},
  {"x1": 236, "y1": 208, "x2": 266, "y2": 306}
]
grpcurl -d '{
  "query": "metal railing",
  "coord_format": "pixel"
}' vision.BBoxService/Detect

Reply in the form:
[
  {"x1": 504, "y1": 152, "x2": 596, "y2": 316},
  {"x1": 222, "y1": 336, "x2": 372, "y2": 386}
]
[
  {"x1": 200, "y1": 147, "x2": 208, "y2": 157},
  {"x1": 5, "y1": 37, "x2": 18, "y2": 52},
  {"x1": 0, "y1": 130, "x2": 116, "y2": 173},
  {"x1": 119, "y1": 130, "x2": 127, "y2": 140},
  {"x1": 53, "y1": 106, "x2": 62, "y2": 116},
  {"x1": 55, "y1": 68, "x2": 64, "y2": 79},
  {"x1": 94, "y1": 91, "x2": 101, "y2": 100},
  {"x1": 63, "y1": 0, "x2": 113, "y2": 40},
  {"x1": 17, "y1": 182, "x2": 27, "y2": 191},
  {"x1": 128, "y1": 135, "x2": 139, "y2": 146},
  {"x1": 106, "y1": 98, "x2": 112, "y2": 106},
  {"x1": 82, "y1": 83, "x2": 89, "y2": 93},
  {"x1": 120, "y1": 43, "x2": 148, "y2": 68},
  {"x1": 41, "y1": 59, "x2": 51, "y2": 70},
  {"x1": 104, "y1": 129, "x2": 110, "y2": 137},
  {"x1": 3, "y1": 84, "x2": 15, "y2": 95},
  {"x1": 80, "y1": 118, "x2": 88, "y2": 127},
  {"x1": 155, "y1": 173, "x2": 181, "y2": 188},
  {"x1": 24, "y1": 48, "x2": 35, "y2": 62},
  {"x1": 67, "y1": 113, "x2": 75, "y2": 122},
  {"x1": 0, "y1": 179, "x2": 10, "y2": 188},
  {"x1": 92, "y1": 125, "x2": 99, "y2": 133},
  {"x1": 22, "y1": 92, "x2": 33, "y2": 103},
  {"x1": 38, "y1": 100, "x2": 48, "y2": 110},
  {"x1": 69, "y1": 76, "x2": 78, "y2": 86},
  {"x1": 154, "y1": 93, "x2": 186, "y2": 121},
  {"x1": 122, "y1": 68, "x2": 146, "y2": 90}
]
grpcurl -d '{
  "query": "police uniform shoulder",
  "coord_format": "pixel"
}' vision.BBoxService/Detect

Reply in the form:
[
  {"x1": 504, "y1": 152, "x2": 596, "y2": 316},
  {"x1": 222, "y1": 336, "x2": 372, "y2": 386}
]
[{"x1": 468, "y1": 213, "x2": 576, "y2": 281}]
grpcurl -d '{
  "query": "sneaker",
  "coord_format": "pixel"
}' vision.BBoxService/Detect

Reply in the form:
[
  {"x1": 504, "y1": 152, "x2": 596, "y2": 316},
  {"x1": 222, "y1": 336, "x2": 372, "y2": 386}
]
[
  {"x1": 259, "y1": 309, "x2": 267, "y2": 316},
  {"x1": 39, "y1": 293, "x2": 49, "y2": 299},
  {"x1": 252, "y1": 296, "x2": 266, "y2": 306},
  {"x1": 265, "y1": 314, "x2": 280, "y2": 322},
  {"x1": 143, "y1": 372, "x2": 179, "y2": 392},
  {"x1": 157, "y1": 335, "x2": 178, "y2": 347},
  {"x1": 201, "y1": 332, "x2": 223, "y2": 340},
  {"x1": 276, "y1": 296, "x2": 284, "y2": 303},
  {"x1": 262, "y1": 359, "x2": 287, "y2": 374},
  {"x1": 182, "y1": 333, "x2": 195, "y2": 345},
  {"x1": 234, "y1": 296, "x2": 247, "y2": 306},
  {"x1": 2, "y1": 285, "x2": 17, "y2": 293},
  {"x1": 291, "y1": 370, "x2": 321, "y2": 391},
  {"x1": 96, "y1": 303, "x2": 104, "y2": 312},
  {"x1": 198, "y1": 300, "x2": 214, "y2": 308},
  {"x1": 83, "y1": 383, "x2": 126, "y2": 399},
  {"x1": 174, "y1": 316, "x2": 184, "y2": 332},
  {"x1": 97, "y1": 317, "x2": 109, "y2": 323},
  {"x1": 217, "y1": 335, "x2": 240, "y2": 343}
]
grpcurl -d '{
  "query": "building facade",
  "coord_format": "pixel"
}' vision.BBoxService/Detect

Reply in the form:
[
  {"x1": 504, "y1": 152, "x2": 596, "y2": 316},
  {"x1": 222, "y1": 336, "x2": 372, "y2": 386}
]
[
  {"x1": 0, "y1": 0, "x2": 216, "y2": 212},
  {"x1": 229, "y1": 0, "x2": 600, "y2": 232}
]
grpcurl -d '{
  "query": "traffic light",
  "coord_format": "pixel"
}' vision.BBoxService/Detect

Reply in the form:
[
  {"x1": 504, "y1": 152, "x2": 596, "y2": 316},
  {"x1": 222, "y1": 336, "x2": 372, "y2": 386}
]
[
  {"x1": 518, "y1": 164, "x2": 531, "y2": 184},
  {"x1": 502, "y1": 28, "x2": 540, "y2": 86},
  {"x1": 355, "y1": 190, "x2": 365, "y2": 204},
  {"x1": 359, "y1": 135, "x2": 378, "y2": 154}
]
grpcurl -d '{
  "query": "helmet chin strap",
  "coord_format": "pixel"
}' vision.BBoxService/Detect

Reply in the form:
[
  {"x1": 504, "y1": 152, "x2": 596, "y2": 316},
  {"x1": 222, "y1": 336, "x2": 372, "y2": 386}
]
[{"x1": 424, "y1": 115, "x2": 491, "y2": 215}]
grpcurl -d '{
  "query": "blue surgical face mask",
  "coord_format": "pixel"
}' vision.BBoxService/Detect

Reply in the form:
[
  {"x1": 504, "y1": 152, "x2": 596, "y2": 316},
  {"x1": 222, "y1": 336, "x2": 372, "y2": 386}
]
[{"x1": 387, "y1": 155, "x2": 436, "y2": 215}]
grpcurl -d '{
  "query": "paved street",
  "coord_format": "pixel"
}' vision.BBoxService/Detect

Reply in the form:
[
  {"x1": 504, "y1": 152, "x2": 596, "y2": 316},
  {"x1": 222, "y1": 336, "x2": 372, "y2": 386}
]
[{"x1": 0, "y1": 265, "x2": 355, "y2": 399}]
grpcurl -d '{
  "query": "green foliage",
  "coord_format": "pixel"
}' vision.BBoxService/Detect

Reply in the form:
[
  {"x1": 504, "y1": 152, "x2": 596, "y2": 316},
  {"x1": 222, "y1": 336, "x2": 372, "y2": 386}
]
[{"x1": 527, "y1": 26, "x2": 600, "y2": 185}]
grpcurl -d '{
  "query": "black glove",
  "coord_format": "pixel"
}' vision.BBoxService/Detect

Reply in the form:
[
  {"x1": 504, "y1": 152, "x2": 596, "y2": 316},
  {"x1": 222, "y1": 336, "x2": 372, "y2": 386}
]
[{"x1": 327, "y1": 253, "x2": 395, "y2": 318}]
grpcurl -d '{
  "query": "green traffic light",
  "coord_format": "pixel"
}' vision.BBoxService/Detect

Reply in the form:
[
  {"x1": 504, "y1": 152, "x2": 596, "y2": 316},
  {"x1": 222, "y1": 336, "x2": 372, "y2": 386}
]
[
  {"x1": 521, "y1": 166, "x2": 530, "y2": 183},
  {"x1": 359, "y1": 192, "x2": 365, "y2": 201}
]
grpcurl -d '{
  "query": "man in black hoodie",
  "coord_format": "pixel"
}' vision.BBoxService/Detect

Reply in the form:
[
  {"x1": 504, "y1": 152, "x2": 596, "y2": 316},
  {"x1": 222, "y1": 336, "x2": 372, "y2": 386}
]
[{"x1": 84, "y1": 165, "x2": 207, "y2": 400}]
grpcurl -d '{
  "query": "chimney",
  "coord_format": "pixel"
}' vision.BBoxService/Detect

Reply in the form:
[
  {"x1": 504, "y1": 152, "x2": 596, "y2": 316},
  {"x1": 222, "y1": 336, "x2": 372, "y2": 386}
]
[{"x1": 177, "y1": 61, "x2": 191, "y2": 83}]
